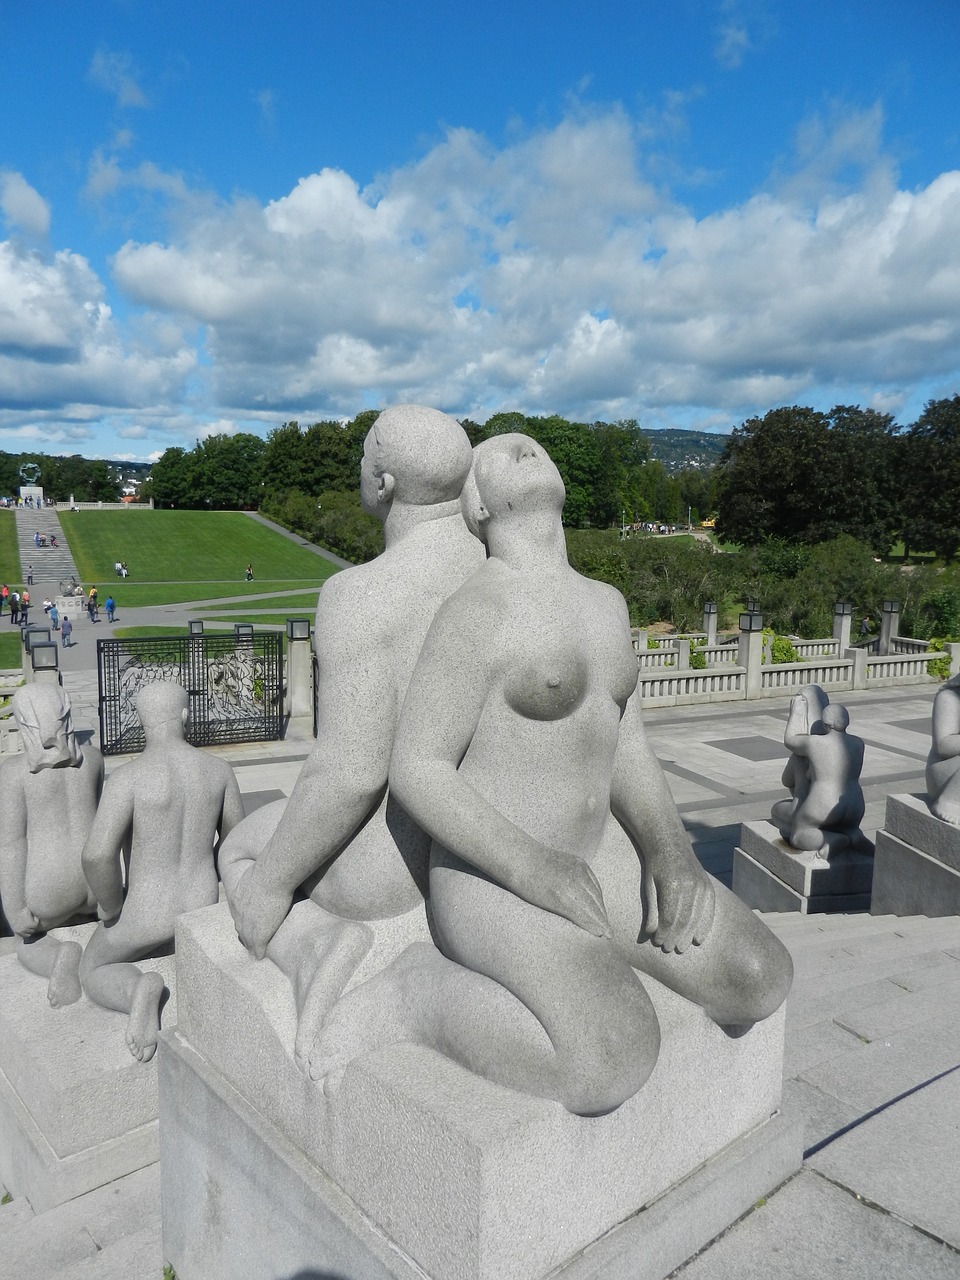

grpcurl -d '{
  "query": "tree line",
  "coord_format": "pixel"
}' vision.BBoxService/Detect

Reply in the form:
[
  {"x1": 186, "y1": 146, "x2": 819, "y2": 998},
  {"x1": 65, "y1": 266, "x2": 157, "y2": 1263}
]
[
  {"x1": 0, "y1": 452, "x2": 121, "y2": 503},
  {"x1": 714, "y1": 396, "x2": 960, "y2": 561},
  {"x1": 144, "y1": 410, "x2": 714, "y2": 563}
]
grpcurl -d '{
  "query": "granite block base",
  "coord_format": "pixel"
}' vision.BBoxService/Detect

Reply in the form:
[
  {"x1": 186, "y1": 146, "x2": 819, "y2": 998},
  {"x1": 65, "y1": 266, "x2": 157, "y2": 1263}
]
[
  {"x1": 871, "y1": 794, "x2": 960, "y2": 917},
  {"x1": 162, "y1": 902, "x2": 800, "y2": 1280},
  {"x1": 732, "y1": 821, "x2": 873, "y2": 914},
  {"x1": 0, "y1": 924, "x2": 176, "y2": 1211}
]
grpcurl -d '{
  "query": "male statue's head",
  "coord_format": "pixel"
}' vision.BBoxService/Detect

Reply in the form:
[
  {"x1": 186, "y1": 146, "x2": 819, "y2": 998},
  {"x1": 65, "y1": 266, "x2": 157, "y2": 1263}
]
[
  {"x1": 461, "y1": 433, "x2": 566, "y2": 542},
  {"x1": 360, "y1": 405, "x2": 473, "y2": 520},
  {"x1": 13, "y1": 684, "x2": 82, "y2": 773},
  {"x1": 822, "y1": 703, "x2": 850, "y2": 733},
  {"x1": 134, "y1": 681, "x2": 190, "y2": 739}
]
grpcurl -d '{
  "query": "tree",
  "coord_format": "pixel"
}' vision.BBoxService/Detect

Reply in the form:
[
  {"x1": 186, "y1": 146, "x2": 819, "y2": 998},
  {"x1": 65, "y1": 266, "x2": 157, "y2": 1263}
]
[
  {"x1": 144, "y1": 448, "x2": 196, "y2": 509},
  {"x1": 714, "y1": 404, "x2": 899, "y2": 552},
  {"x1": 899, "y1": 395, "x2": 960, "y2": 561}
]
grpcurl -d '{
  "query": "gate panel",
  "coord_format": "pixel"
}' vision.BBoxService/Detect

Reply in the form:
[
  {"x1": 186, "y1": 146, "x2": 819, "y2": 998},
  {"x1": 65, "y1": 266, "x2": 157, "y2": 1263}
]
[{"x1": 97, "y1": 633, "x2": 284, "y2": 755}]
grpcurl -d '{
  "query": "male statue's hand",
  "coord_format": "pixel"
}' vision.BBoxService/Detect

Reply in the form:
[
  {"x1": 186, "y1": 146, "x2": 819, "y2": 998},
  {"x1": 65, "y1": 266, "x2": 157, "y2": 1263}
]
[
  {"x1": 527, "y1": 848, "x2": 610, "y2": 939},
  {"x1": 231, "y1": 863, "x2": 293, "y2": 960},
  {"x1": 642, "y1": 855, "x2": 715, "y2": 953}
]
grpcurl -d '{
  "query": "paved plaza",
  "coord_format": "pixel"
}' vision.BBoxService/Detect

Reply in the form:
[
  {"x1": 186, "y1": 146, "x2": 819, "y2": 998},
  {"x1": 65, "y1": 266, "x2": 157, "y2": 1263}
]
[{"x1": 1, "y1": 599, "x2": 958, "y2": 1277}]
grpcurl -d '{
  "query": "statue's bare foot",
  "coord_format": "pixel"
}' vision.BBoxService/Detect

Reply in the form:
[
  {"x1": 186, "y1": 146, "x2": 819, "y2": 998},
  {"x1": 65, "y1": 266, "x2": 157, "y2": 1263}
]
[
  {"x1": 932, "y1": 796, "x2": 960, "y2": 827},
  {"x1": 126, "y1": 972, "x2": 166, "y2": 1063},
  {"x1": 308, "y1": 942, "x2": 440, "y2": 1095},
  {"x1": 293, "y1": 920, "x2": 374, "y2": 1074},
  {"x1": 47, "y1": 941, "x2": 83, "y2": 1007}
]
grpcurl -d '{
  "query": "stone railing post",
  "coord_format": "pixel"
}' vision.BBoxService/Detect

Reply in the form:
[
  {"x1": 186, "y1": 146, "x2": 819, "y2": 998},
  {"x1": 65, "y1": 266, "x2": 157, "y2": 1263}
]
[
  {"x1": 738, "y1": 615, "x2": 764, "y2": 699},
  {"x1": 675, "y1": 639, "x2": 691, "y2": 669},
  {"x1": 947, "y1": 642, "x2": 960, "y2": 678},
  {"x1": 702, "y1": 603, "x2": 718, "y2": 647},
  {"x1": 846, "y1": 647, "x2": 867, "y2": 690},
  {"x1": 832, "y1": 602, "x2": 852, "y2": 653},
  {"x1": 879, "y1": 599, "x2": 900, "y2": 656},
  {"x1": 285, "y1": 621, "x2": 314, "y2": 719}
]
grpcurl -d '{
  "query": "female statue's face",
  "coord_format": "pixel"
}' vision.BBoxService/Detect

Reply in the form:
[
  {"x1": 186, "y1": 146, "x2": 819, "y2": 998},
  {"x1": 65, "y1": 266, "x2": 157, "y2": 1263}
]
[{"x1": 471, "y1": 434, "x2": 566, "y2": 523}]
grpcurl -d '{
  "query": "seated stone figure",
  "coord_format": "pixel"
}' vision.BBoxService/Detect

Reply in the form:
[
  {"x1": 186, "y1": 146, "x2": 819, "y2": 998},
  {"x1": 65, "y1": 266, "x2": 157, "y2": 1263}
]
[
  {"x1": 926, "y1": 673, "x2": 960, "y2": 824},
  {"x1": 219, "y1": 405, "x2": 484, "y2": 1072},
  {"x1": 80, "y1": 682, "x2": 244, "y2": 1061},
  {"x1": 0, "y1": 685, "x2": 103, "y2": 1006},
  {"x1": 770, "y1": 685, "x2": 872, "y2": 856},
  {"x1": 309, "y1": 433, "x2": 793, "y2": 1116}
]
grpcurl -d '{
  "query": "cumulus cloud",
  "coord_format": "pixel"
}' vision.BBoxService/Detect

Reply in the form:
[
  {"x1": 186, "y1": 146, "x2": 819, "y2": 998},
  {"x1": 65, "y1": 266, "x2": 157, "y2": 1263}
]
[
  {"x1": 87, "y1": 49, "x2": 148, "y2": 109},
  {"x1": 0, "y1": 237, "x2": 196, "y2": 422},
  {"x1": 0, "y1": 172, "x2": 51, "y2": 238},
  {"x1": 103, "y1": 105, "x2": 960, "y2": 429}
]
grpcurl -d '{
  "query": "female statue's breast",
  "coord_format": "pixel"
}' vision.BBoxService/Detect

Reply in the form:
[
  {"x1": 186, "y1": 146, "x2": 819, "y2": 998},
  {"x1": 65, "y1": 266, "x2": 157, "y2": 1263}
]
[{"x1": 503, "y1": 650, "x2": 590, "y2": 722}]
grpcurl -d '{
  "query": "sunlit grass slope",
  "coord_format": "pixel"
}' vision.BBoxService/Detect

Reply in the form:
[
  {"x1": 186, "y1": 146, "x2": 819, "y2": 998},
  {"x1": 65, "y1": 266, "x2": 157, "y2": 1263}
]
[{"x1": 59, "y1": 511, "x2": 338, "y2": 589}]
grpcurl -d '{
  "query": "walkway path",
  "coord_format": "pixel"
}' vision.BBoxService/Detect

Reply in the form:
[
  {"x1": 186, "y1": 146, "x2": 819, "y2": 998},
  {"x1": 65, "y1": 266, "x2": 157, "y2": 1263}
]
[{"x1": 13, "y1": 505, "x2": 79, "y2": 585}]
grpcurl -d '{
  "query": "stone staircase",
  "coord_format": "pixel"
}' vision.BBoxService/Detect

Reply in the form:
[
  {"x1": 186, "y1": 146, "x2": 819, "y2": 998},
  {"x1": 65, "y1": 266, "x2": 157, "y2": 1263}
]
[
  {"x1": 1, "y1": 910, "x2": 958, "y2": 1279},
  {"x1": 12, "y1": 506, "x2": 80, "y2": 586}
]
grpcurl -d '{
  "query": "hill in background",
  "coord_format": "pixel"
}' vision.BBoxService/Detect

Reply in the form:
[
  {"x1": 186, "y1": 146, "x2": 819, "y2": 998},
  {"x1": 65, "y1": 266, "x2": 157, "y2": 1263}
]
[{"x1": 644, "y1": 428, "x2": 728, "y2": 473}]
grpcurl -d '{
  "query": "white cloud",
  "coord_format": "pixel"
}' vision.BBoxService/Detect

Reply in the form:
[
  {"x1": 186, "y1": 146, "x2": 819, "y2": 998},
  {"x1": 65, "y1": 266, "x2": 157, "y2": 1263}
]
[
  {"x1": 87, "y1": 49, "x2": 148, "y2": 109},
  {"x1": 103, "y1": 106, "x2": 960, "y2": 430},
  {"x1": 0, "y1": 172, "x2": 51, "y2": 238},
  {"x1": 715, "y1": 24, "x2": 751, "y2": 69}
]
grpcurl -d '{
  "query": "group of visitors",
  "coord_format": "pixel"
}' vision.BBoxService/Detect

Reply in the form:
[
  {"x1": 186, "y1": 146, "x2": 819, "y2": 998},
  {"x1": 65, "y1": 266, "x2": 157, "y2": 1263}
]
[
  {"x1": 0, "y1": 584, "x2": 30, "y2": 625},
  {"x1": 32, "y1": 531, "x2": 58, "y2": 548},
  {"x1": 114, "y1": 560, "x2": 129, "y2": 578}
]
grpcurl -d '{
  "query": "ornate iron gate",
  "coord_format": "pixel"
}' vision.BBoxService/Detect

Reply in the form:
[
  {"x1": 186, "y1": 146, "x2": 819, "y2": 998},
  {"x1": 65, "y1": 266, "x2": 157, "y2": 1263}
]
[{"x1": 97, "y1": 633, "x2": 284, "y2": 755}]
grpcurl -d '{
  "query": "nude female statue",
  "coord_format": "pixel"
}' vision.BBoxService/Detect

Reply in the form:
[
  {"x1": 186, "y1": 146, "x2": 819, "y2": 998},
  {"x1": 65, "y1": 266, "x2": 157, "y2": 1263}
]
[
  {"x1": 926, "y1": 673, "x2": 960, "y2": 825},
  {"x1": 309, "y1": 434, "x2": 793, "y2": 1115},
  {"x1": 0, "y1": 685, "x2": 103, "y2": 1006},
  {"x1": 80, "y1": 682, "x2": 244, "y2": 1061}
]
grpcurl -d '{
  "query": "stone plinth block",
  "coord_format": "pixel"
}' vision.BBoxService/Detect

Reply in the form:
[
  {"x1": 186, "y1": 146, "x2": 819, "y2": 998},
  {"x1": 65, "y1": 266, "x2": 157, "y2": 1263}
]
[
  {"x1": 732, "y1": 821, "x2": 873, "y2": 914},
  {"x1": 0, "y1": 923, "x2": 176, "y2": 1211},
  {"x1": 871, "y1": 794, "x2": 960, "y2": 917},
  {"x1": 162, "y1": 902, "x2": 799, "y2": 1280}
]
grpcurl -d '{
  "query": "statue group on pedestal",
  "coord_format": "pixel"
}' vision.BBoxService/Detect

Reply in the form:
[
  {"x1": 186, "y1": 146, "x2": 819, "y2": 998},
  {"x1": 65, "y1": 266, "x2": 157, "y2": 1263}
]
[
  {"x1": 0, "y1": 681, "x2": 242, "y2": 1062},
  {"x1": 4, "y1": 404, "x2": 958, "y2": 1114}
]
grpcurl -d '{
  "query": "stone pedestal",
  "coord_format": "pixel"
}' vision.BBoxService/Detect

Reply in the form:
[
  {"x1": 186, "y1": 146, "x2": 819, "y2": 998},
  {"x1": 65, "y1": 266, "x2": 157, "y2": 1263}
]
[
  {"x1": 160, "y1": 902, "x2": 801, "y2": 1280},
  {"x1": 732, "y1": 820, "x2": 874, "y2": 914},
  {"x1": 871, "y1": 793, "x2": 960, "y2": 917},
  {"x1": 0, "y1": 923, "x2": 175, "y2": 1211}
]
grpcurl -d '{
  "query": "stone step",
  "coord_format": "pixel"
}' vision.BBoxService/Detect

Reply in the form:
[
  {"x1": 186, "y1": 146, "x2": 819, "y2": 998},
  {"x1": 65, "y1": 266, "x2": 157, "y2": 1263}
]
[
  {"x1": 783, "y1": 919, "x2": 960, "y2": 963},
  {"x1": 0, "y1": 1165, "x2": 160, "y2": 1280},
  {"x1": 786, "y1": 949, "x2": 960, "y2": 1030},
  {"x1": 0, "y1": 1189, "x2": 35, "y2": 1230},
  {"x1": 46, "y1": 1223, "x2": 162, "y2": 1280}
]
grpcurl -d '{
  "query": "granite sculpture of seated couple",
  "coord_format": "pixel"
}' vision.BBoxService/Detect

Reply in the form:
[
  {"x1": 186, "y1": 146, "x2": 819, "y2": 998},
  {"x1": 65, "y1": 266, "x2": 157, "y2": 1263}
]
[
  {"x1": 0, "y1": 681, "x2": 243, "y2": 1062},
  {"x1": 222, "y1": 406, "x2": 793, "y2": 1116}
]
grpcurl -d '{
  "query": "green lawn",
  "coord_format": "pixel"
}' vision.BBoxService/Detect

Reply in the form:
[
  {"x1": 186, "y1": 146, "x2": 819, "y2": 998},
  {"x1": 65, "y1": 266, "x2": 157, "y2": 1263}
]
[
  {"x1": 92, "y1": 579, "x2": 326, "y2": 607},
  {"x1": 0, "y1": 510, "x2": 21, "y2": 584},
  {"x1": 202, "y1": 613, "x2": 313, "y2": 627},
  {"x1": 59, "y1": 511, "x2": 339, "y2": 585},
  {"x1": 195, "y1": 593, "x2": 320, "y2": 614},
  {"x1": 0, "y1": 631, "x2": 21, "y2": 667}
]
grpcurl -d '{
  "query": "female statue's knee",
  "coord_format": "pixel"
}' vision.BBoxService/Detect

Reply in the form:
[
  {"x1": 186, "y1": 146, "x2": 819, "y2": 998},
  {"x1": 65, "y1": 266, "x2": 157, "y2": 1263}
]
[
  {"x1": 560, "y1": 1013, "x2": 661, "y2": 1116},
  {"x1": 730, "y1": 933, "x2": 793, "y2": 1024}
]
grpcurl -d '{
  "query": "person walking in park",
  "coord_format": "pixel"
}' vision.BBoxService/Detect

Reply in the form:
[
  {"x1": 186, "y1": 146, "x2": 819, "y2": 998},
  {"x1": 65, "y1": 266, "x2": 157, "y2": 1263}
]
[
  {"x1": 20, "y1": 590, "x2": 29, "y2": 626},
  {"x1": 0, "y1": 584, "x2": 7, "y2": 617},
  {"x1": 87, "y1": 587, "x2": 98, "y2": 622},
  {"x1": 245, "y1": 563, "x2": 254, "y2": 581},
  {"x1": 26, "y1": 564, "x2": 33, "y2": 585},
  {"x1": 49, "y1": 602, "x2": 59, "y2": 631},
  {"x1": 10, "y1": 592, "x2": 19, "y2": 625},
  {"x1": 61, "y1": 615, "x2": 73, "y2": 647},
  {"x1": 105, "y1": 595, "x2": 116, "y2": 624}
]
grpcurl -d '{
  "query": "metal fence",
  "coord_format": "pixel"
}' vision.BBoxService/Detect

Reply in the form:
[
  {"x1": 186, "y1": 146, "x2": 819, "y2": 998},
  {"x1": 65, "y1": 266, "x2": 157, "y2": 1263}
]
[{"x1": 97, "y1": 632, "x2": 284, "y2": 755}]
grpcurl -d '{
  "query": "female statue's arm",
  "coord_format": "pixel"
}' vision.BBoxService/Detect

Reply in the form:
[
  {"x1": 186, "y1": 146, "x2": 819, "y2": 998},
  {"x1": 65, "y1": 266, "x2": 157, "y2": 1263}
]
[
  {"x1": 81, "y1": 773, "x2": 132, "y2": 921},
  {"x1": 611, "y1": 691, "x2": 715, "y2": 953},
  {"x1": 389, "y1": 597, "x2": 608, "y2": 938},
  {"x1": 0, "y1": 769, "x2": 37, "y2": 935}
]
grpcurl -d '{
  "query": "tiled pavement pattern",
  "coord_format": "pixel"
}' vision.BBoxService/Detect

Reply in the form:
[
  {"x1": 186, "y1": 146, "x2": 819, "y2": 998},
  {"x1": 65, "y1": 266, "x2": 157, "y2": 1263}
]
[{"x1": 2, "y1": 679, "x2": 958, "y2": 1277}]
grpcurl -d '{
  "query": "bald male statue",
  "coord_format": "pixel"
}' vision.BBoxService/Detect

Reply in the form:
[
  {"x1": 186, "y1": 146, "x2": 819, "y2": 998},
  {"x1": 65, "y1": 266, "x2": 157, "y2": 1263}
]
[
  {"x1": 80, "y1": 682, "x2": 244, "y2": 1061},
  {"x1": 220, "y1": 404, "x2": 485, "y2": 1072},
  {"x1": 0, "y1": 685, "x2": 103, "y2": 1006}
]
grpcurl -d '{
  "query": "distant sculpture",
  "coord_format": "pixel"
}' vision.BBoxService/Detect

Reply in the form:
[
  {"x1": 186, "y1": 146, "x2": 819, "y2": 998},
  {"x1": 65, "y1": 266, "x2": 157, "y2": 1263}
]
[
  {"x1": 220, "y1": 405, "x2": 485, "y2": 1072},
  {"x1": 0, "y1": 686, "x2": 103, "y2": 1005},
  {"x1": 926, "y1": 673, "x2": 960, "y2": 825},
  {"x1": 309, "y1": 434, "x2": 793, "y2": 1115},
  {"x1": 80, "y1": 682, "x2": 244, "y2": 1061},
  {"x1": 771, "y1": 685, "x2": 872, "y2": 855}
]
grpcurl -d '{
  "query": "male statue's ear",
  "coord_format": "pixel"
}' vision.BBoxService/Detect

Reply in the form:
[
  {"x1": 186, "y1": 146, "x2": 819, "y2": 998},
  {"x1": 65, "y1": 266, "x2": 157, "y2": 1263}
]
[{"x1": 378, "y1": 473, "x2": 396, "y2": 504}]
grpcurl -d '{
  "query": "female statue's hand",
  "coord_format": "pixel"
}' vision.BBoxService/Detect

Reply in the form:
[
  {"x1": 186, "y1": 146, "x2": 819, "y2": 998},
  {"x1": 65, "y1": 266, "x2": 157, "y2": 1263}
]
[
  {"x1": 642, "y1": 855, "x2": 716, "y2": 953},
  {"x1": 523, "y1": 847, "x2": 610, "y2": 938},
  {"x1": 12, "y1": 905, "x2": 40, "y2": 936}
]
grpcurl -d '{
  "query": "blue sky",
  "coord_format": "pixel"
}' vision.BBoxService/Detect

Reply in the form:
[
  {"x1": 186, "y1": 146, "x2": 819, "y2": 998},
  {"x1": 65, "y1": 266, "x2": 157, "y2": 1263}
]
[{"x1": 1, "y1": 0, "x2": 958, "y2": 462}]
